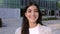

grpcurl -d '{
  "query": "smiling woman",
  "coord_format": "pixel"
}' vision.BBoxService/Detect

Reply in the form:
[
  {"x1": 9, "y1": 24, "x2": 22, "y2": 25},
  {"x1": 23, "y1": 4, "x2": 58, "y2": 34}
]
[{"x1": 15, "y1": 2, "x2": 53, "y2": 34}]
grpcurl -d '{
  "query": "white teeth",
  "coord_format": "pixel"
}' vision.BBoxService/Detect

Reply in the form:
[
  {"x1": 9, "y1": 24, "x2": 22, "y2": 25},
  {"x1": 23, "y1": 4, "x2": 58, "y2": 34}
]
[{"x1": 30, "y1": 17, "x2": 36, "y2": 19}]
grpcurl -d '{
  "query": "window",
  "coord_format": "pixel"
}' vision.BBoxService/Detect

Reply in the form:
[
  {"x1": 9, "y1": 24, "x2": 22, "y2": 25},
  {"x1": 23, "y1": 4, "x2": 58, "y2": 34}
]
[{"x1": 0, "y1": 0, "x2": 20, "y2": 8}]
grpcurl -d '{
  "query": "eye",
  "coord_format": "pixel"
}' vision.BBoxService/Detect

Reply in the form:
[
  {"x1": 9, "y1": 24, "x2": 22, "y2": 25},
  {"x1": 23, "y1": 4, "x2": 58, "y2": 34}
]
[
  {"x1": 35, "y1": 10, "x2": 38, "y2": 12},
  {"x1": 28, "y1": 10, "x2": 31, "y2": 13},
  {"x1": 27, "y1": 9, "x2": 31, "y2": 13},
  {"x1": 35, "y1": 11, "x2": 38, "y2": 12}
]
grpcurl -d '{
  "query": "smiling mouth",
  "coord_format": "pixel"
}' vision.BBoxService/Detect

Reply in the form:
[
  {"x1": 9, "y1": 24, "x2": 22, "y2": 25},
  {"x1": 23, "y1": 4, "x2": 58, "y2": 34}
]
[{"x1": 30, "y1": 16, "x2": 36, "y2": 20}]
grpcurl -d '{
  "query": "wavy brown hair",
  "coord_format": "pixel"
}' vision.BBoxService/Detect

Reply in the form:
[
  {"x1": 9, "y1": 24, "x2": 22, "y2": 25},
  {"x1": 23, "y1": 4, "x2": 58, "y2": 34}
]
[{"x1": 21, "y1": 2, "x2": 43, "y2": 34}]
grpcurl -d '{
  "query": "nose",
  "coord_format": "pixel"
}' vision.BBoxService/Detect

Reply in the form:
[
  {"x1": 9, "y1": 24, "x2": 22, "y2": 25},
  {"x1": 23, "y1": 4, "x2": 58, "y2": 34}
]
[{"x1": 31, "y1": 11, "x2": 35, "y2": 16}]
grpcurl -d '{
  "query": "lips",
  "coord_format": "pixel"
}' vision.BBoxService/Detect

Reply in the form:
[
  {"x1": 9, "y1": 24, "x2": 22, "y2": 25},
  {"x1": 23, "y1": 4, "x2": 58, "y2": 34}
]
[{"x1": 29, "y1": 16, "x2": 36, "y2": 20}]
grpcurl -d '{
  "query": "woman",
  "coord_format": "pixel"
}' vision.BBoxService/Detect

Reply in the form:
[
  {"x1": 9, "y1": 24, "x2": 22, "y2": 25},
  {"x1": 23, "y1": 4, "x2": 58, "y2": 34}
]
[{"x1": 15, "y1": 2, "x2": 53, "y2": 34}]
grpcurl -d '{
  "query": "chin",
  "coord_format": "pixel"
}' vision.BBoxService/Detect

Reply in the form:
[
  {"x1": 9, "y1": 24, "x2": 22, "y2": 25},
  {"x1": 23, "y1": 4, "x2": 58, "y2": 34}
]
[
  {"x1": 29, "y1": 19, "x2": 36, "y2": 22},
  {"x1": 28, "y1": 18, "x2": 38, "y2": 22}
]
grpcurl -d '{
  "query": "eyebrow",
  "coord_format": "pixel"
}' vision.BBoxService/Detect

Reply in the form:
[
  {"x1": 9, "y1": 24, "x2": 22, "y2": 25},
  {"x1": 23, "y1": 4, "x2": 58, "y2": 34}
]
[
  {"x1": 34, "y1": 9, "x2": 38, "y2": 10},
  {"x1": 28, "y1": 8, "x2": 38, "y2": 10}
]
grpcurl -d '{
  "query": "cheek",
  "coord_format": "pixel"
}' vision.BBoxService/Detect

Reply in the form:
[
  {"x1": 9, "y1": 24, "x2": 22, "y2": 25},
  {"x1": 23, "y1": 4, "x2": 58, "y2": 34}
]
[
  {"x1": 35, "y1": 13, "x2": 39, "y2": 20},
  {"x1": 35, "y1": 13, "x2": 39, "y2": 17},
  {"x1": 26, "y1": 12, "x2": 39, "y2": 20},
  {"x1": 26, "y1": 13, "x2": 30, "y2": 18},
  {"x1": 27, "y1": 13, "x2": 39, "y2": 18}
]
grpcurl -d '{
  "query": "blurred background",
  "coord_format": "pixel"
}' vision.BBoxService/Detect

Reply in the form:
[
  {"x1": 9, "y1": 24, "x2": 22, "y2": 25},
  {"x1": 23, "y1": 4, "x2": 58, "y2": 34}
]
[{"x1": 0, "y1": 0, "x2": 60, "y2": 34}]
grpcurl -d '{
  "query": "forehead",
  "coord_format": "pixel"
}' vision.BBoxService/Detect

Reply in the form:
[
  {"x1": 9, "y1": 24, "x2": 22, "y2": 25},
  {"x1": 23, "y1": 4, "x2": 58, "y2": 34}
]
[{"x1": 27, "y1": 5, "x2": 38, "y2": 10}]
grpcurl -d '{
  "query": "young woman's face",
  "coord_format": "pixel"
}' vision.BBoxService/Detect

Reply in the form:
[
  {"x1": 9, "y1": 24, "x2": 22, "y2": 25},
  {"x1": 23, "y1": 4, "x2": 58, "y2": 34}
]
[{"x1": 25, "y1": 5, "x2": 39, "y2": 23}]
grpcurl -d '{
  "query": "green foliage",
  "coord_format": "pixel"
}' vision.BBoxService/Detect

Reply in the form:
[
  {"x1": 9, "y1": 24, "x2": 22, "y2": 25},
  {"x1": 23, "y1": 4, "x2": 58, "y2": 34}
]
[
  {"x1": 57, "y1": 2, "x2": 60, "y2": 9},
  {"x1": 43, "y1": 17, "x2": 58, "y2": 21}
]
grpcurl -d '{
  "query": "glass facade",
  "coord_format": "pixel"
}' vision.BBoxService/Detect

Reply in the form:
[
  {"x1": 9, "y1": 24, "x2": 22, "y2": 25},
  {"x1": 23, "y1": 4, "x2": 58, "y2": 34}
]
[
  {"x1": 0, "y1": 0, "x2": 57, "y2": 9},
  {"x1": 20, "y1": 0, "x2": 57, "y2": 10},
  {"x1": 40, "y1": 1, "x2": 57, "y2": 10},
  {"x1": 20, "y1": 0, "x2": 57, "y2": 16},
  {"x1": 0, "y1": 0, "x2": 20, "y2": 8},
  {"x1": 0, "y1": 0, "x2": 60, "y2": 16}
]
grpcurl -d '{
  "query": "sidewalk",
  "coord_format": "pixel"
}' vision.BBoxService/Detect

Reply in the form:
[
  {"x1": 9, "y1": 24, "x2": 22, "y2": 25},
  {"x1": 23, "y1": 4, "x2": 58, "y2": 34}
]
[
  {"x1": 0, "y1": 18, "x2": 60, "y2": 34},
  {"x1": 43, "y1": 20, "x2": 60, "y2": 34}
]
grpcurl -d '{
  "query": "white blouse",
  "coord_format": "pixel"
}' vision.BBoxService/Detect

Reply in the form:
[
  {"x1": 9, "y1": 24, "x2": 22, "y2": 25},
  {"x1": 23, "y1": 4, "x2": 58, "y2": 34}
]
[
  {"x1": 15, "y1": 24, "x2": 53, "y2": 34},
  {"x1": 29, "y1": 24, "x2": 40, "y2": 34}
]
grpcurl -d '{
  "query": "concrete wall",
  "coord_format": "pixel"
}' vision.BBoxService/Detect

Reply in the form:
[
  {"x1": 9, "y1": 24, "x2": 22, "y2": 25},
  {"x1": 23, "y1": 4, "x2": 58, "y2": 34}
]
[
  {"x1": 0, "y1": 8, "x2": 20, "y2": 19},
  {"x1": 0, "y1": 8, "x2": 22, "y2": 26}
]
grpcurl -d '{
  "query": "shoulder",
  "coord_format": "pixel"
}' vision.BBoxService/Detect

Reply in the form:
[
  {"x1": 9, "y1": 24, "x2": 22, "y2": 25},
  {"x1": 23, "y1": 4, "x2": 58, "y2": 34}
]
[
  {"x1": 39, "y1": 25, "x2": 53, "y2": 34},
  {"x1": 15, "y1": 27, "x2": 21, "y2": 34},
  {"x1": 38, "y1": 24, "x2": 52, "y2": 30},
  {"x1": 41, "y1": 26, "x2": 52, "y2": 30}
]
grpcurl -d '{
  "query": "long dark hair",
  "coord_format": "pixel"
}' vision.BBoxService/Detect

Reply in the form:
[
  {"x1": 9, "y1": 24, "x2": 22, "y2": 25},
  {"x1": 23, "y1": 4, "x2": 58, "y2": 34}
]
[{"x1": 21, "y1": 2, "x2": 43, "y2": 34}]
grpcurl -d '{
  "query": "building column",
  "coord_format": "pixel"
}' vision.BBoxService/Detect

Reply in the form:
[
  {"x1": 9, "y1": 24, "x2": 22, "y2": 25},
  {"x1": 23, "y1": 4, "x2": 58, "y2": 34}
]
[
  {"x1": 49, "y1": 10, "x2": 51, "y2": 16},
  {"x1": 47, "y1": 10, "x2": 50, "y2": 16},
  {"x1": 54, "y1": 10, "x2": 58, "y2": 18}
]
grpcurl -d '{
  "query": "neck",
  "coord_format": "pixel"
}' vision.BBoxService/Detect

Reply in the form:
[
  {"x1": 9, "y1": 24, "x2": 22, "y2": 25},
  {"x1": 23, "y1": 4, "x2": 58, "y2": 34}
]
[{"x1": 29, "y1": 22, "x2": 37, "y2": 28}]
